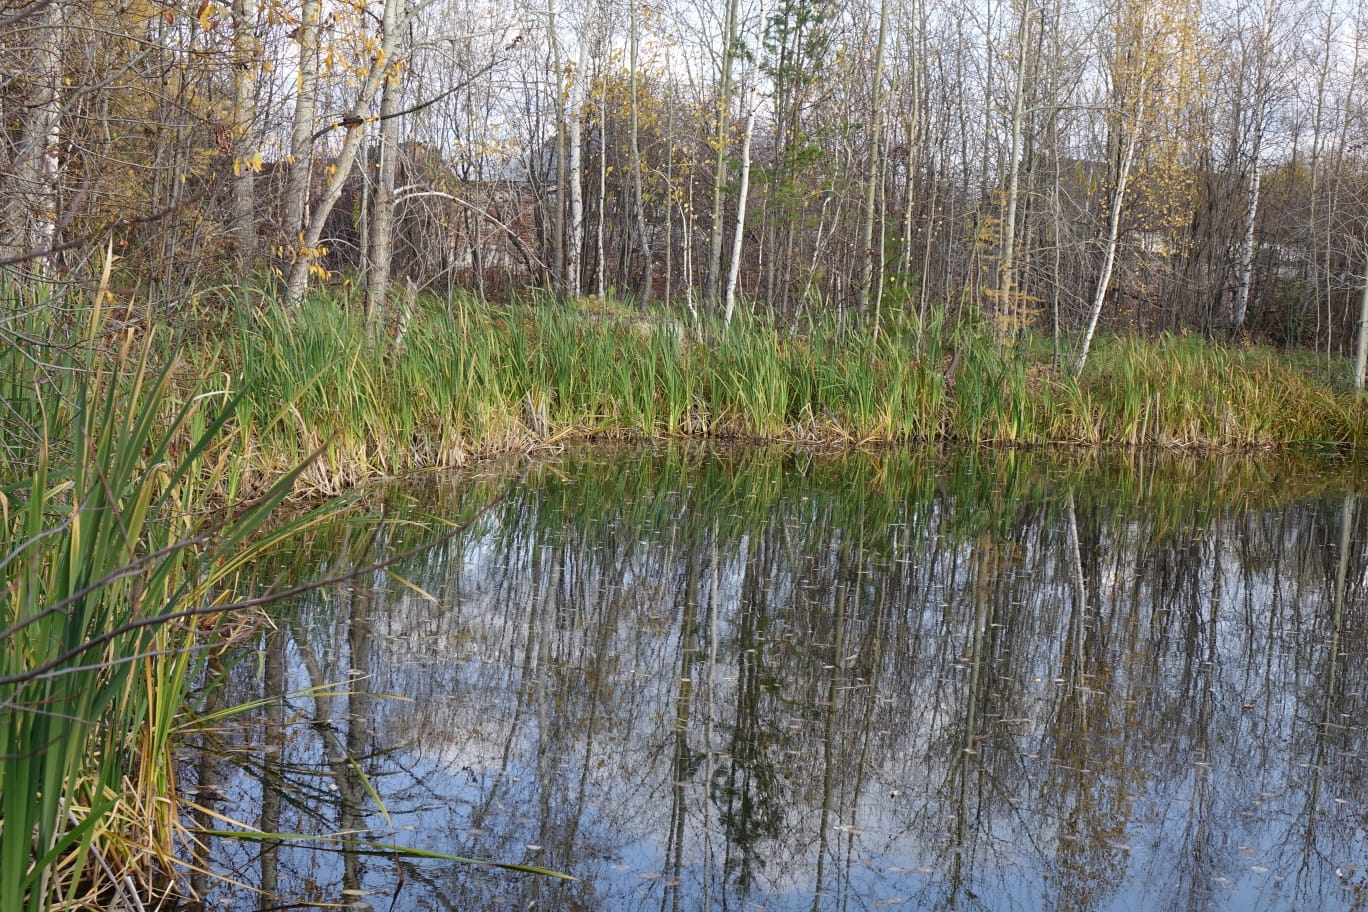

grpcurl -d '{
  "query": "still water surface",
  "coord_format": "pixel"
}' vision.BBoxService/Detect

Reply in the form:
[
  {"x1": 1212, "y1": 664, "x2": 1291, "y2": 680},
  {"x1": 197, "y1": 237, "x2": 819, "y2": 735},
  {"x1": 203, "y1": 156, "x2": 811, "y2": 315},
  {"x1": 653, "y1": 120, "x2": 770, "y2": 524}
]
[{"x1": 194, "y1": 446, "x2": 1368, "y2": 912}]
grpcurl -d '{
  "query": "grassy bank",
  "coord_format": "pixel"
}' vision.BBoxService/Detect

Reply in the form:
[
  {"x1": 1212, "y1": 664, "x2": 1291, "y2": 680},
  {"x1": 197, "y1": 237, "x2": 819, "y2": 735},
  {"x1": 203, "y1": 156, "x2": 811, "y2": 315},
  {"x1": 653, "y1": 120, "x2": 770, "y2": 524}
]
[{"x1": 212, "y1": 292, "x2": 1368, "y2": 494}]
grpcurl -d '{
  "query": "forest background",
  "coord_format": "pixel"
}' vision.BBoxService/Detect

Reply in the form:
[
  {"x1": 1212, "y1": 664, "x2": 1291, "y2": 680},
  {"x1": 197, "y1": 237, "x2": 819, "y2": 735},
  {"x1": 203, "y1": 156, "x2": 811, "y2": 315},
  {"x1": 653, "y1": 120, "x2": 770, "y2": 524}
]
[{"x1": 5, "y1": 0, "x2": 1368, "y2": 370}]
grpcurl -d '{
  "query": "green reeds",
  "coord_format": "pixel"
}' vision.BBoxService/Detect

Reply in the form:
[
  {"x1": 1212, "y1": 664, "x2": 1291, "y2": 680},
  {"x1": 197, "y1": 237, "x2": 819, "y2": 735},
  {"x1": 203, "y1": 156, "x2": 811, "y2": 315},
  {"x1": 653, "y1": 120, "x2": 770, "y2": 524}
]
[
  {"x1": 1076, "y1": 333, "x2": 1367, "y2": 448},
  {"x1": 218, "y1": 292, "x2": 1368, "y2": 496},
  {"x1": 0, "y1": 313, "x2": 318, "y2": 909}
]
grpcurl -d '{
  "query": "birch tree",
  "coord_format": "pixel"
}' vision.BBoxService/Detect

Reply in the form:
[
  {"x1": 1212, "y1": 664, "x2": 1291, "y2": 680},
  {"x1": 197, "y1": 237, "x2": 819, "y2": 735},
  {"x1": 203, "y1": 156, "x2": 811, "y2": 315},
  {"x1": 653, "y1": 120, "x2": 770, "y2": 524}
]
[
  {"x1": 1, "y1": 0, "x2": 65, "y2": 271},
  {"x1": 281, "y1": 0, "x2": 322, "y2": 278},
  {"x1": 1355, "y1": 247, "x2": 1368, "y2": 390},
  {"x1": 364, "y1": 2, "x2": 405, "y2": 340},
  {"x1": 544, "y1": 0, "x2": 569, "y2": 291},
  {"x1": 1075, "y1": 0, "x2": 1204, "y2": 373},
  {"x1": 994, "y1": 0, "x2": 1034, "y2": 339},
  {"x1": 724, "y1": 78, "x2": 758, "y2": 325},
  {"x1": 285, "y1": 0, "x2": 430, "y2": 306},
  {"x1": 230, "y1": 0, "x2": 261, "y2": 273},
  {"x1": 568, "y1": 40, "x2": 587, "y2": 297},
  {"x1": 706, "y1": 0, "x2": 743, "y2": 306},
  {"x1": 859, "y1": 0, "x2": 891, "y2": 322},
  {"x1": 1074, "y1": 0, "x2": 1152, "y2": 374},
  {"x1": 1230, "y1": 0, "x2": 1288, "y2": 335},
  {"x1": 628, "y1": 0, "x2": 654, "y2": 302}
]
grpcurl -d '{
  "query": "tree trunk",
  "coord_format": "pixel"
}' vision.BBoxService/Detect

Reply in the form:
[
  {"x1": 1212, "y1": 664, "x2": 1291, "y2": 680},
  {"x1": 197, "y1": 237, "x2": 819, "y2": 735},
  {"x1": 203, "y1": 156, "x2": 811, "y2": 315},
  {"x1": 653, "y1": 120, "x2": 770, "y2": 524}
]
[
  {"x1": 723, "y1": 81, "x2": 757, "y2": 327},
  {"x1": 1230, "y1": 161, "x2": 1260, "y2": 334},
  {"x1": 706, "y1": 0, "x2": 740, "y2": 306},
  {"x1": 997, "y1": 0, "x2": 1032, "y2": 339},
  {"x1": 1231, "y1": 0, "x2": 1274, "y2": 337},
  {"x1": 1303, "y1": 0, "x2": 1336, "y2": 349},
  {"x1": 2, "y1": 0, "x2": 64, "y2": 270},
  {"x1": 281, "y1": 0, "x2": 321, "y2": 279},
  {"x1": 628, "y1": 0, "x2": 653, "y2": 304},
  {"x1": 286, "y1": 0, "x2": 416, "y2": 306},
  {"x1": 567, "y1": 43, "x2": 586, "y2": 298},
  {"x1": 664, "y1": 99, "x2": 675, "y2": 304},
  {"x1": 1354, "y1": 250, "x2": 1368, "y2": 392},
  {"x1": 546, "y1": 0, "x2": 567, "y2": 293},
  {"x1": 230, "y1": 0, "x2": 259, "y2": 274},
  {"x1": 365, "y1": 24, "x2": 404, "y2": 343},
  {"x1": 859, "y1": 0, "x2": 890, "y2": 322},
  {"x1": 596, "y1": 61, "x2": 608, "y2": 298},
  {"x1": 1075, "y1": 90, "x2": 1143, "y2": 376}
]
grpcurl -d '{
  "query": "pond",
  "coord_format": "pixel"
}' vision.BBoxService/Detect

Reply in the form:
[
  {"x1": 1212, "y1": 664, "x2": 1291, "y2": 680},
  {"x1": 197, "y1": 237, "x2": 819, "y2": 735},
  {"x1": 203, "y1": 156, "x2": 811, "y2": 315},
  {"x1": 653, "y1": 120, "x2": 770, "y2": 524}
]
[{"x1": 188, "y1": 445, "x2": 1368, "y2": 912}]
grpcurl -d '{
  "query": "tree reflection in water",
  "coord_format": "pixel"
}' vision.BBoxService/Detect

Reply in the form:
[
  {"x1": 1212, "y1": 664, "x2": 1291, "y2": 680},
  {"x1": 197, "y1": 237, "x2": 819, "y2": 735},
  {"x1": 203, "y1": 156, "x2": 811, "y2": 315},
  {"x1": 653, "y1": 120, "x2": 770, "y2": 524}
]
[{"x1": 189, "y1": 445, "x2": 1368, "y2": 912}]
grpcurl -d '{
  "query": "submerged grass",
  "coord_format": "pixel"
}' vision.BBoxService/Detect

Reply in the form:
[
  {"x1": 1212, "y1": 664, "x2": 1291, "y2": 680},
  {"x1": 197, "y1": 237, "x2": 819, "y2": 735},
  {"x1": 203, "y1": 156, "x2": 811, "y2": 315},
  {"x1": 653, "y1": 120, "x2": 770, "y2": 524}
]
[{"x1": 210, "y1": 292, "x2": 1368, "y2": 492}]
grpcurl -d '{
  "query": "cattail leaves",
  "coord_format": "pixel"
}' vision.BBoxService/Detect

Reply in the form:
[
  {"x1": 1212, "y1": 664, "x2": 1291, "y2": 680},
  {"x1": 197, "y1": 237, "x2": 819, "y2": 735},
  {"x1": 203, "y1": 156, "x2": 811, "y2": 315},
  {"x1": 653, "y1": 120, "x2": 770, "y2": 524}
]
[
  {"x1": 0, "y1": 322, "x2": 319, "y2": 910},
  {"x1": 226, "y1": 293, "x2": 1368, "y2": 494}
]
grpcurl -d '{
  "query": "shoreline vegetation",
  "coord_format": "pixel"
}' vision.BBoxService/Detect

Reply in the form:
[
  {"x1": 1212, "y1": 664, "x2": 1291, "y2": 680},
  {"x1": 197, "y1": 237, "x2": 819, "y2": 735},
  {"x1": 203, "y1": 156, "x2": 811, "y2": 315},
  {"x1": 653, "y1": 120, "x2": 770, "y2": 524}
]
[
  {"x1": 3, "y1": 282, "x2": 1368, "y2": 911},
  {"x1": 9, "y1": 283, "x2": 1368, "y2": 502},
  {"x1": 226, "y1": 291, "x2": 1368, "y2": 496}
]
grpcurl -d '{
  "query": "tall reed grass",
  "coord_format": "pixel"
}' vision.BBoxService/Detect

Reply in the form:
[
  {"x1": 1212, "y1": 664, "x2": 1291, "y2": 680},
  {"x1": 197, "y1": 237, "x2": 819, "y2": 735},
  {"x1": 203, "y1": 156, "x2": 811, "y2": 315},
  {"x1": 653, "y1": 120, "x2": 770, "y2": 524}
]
[
  {"x1": 215, "y1": 292, "x2": 1368, "y2": 493},
  {"x1": 0, "y1": 297, "x2": 321, "y2": 910}
]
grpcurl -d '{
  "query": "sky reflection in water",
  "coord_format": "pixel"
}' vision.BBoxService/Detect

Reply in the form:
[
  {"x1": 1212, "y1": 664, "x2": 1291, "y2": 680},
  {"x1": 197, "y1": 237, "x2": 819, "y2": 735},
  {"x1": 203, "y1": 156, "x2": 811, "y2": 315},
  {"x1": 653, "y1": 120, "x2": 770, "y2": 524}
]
[{"x1": 193, "y1": 446, "x2": 1368, "y2": 912}]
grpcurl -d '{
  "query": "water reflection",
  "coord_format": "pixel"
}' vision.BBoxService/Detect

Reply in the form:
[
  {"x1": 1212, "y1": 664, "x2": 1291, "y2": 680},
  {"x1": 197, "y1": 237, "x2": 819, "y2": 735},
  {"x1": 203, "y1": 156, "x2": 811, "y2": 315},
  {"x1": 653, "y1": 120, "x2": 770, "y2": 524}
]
[{"x1": 191, "y1": 446, "x2": 1368, "y2": 912}]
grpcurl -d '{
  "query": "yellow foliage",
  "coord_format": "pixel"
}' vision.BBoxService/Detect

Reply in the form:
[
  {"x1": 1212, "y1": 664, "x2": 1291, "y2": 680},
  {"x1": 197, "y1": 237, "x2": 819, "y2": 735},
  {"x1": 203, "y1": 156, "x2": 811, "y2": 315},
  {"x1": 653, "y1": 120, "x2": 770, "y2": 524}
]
[
  {"x1": 233, "y1": 151, "x2": 265, "y2": 177},
  {"x1": 197, "y1": 1, "x2": 222, "y2": 32},
  {"x1": 1109, "y1": 0, "x2": 1210, "y2": 238},
  {"x1": 265, "y1": 1, "x2": 299, "y2": 26}
]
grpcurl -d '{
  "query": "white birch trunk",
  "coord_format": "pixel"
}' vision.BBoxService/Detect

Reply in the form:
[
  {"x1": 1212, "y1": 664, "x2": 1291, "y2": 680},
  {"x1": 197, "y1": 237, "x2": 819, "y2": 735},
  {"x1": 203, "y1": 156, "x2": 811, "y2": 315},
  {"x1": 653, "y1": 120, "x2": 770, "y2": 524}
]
[
  {"x1": 1354, "y1": 250, "x2": 1368, "y2": 391},
  {"x1": 723, "y1": 81, "x2": 757, "y2": 328},
  {"x1": 859, "y1": 0, "x2": 890, "y2": 317},
  {"x1": 545, "y1": 0, "x2": 567, "y2": 291},
  {"x1": 707, "y1": 0, "x2": 740, "y2": 305},
  {"x1": 1231, "y1": 1, "x2": 1274, "y2": 336},
  {"x1": 1074, "y1": 90, "x2": 1143, "y2": 377},
  {"x1": 365, "y1": 17, "x2": 404, "y2": 341},
  {"x1": 286, "y1": 0, "x2": 419, "y2": 305},
  {"x1": 997, "y1": 0, "x2": 1032, "y2": 337},
  {"x1": 282, "y1": 0, "x2": 321, "y2": 275},
  {"x1": 3, "y1": 0, "x2": 64, "y2": 268},
  {"x1": 1231, "y1": 161, "x2": 1261, "y2": 334},
  {"x1": 595, "y1": 67, "x2": 608, "y2": 298},
  {"x1": 567, "y1": 43, "x2": 586, "y2": 298},
  {"x1": 628, "y1": 0, "x2": 653, "y2": 303},
  {"x1": 231, "y1": 0, "x2": 259, "y2": 272}
]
